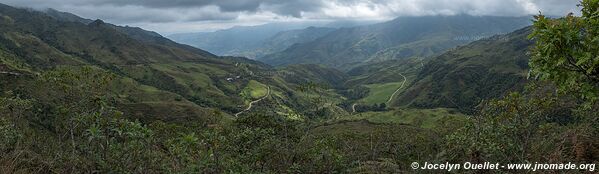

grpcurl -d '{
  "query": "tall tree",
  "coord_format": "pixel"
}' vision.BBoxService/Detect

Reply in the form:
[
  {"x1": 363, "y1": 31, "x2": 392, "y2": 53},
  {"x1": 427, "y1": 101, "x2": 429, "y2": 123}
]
[{"x1": 529, "y1": 0, "x2": 599, "y2": 103}]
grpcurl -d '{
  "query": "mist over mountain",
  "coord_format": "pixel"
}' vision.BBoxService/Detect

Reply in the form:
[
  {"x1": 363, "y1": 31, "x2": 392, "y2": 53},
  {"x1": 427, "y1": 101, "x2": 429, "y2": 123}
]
[
  {"x1": 227, "y1": 26, "x2": 337, "y2": 58},
  {"x1": 259, "y1": 15, "x2": 532, "y2": 69},
  {"x1": 167, "y1": 20, "x2": 378, "y2": 58}
]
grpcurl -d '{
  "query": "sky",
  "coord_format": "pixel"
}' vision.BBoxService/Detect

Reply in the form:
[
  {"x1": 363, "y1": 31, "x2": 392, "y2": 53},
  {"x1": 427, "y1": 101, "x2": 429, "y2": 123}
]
[{"x1": 2, "y1": 0, "x2": 581, "y2": 34}]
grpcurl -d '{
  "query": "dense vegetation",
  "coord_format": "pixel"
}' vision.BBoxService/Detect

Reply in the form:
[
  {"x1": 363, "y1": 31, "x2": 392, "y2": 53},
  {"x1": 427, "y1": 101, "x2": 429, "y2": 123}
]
[
  {"x1": 529, "y1": 1, "x2": 599, "y2": 105},
  {"x1": 392, "y1": 27, "x2": 532, "y2": 113},
  {"x1": 0, "y1": 1, "x2": 598, "y2": 173}
]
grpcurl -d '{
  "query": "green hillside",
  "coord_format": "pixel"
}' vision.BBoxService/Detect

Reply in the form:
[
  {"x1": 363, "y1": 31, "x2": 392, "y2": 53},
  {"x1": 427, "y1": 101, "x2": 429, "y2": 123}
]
[
  {"x1": 335, "y1": 108, "x2": 467, "y2": 129},
  {"x1": 0, "y1": 4, "x2": 346, "y2": 122},
  {"x1": 342, "y1": 28, "x2": 532, "y2": 113},
  {"x1": 394, "y1": 27, "x2": 533, "y2": 113},
  {"x1": 338, "y1": 27, "x2": 533, "y2": 113},
  {"x1": 278, "y1": 64, "x2": 349, "y2": 88}
]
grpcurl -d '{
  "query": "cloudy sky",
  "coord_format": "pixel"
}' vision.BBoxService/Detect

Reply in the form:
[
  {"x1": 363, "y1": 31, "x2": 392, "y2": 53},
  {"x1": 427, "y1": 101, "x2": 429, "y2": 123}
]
[{"x1": 2, "y1": 0, "x2": 580, "y2": 34}]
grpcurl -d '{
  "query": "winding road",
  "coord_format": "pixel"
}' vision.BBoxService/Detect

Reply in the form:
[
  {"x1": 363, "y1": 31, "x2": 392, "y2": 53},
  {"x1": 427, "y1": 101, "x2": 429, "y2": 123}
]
[
  {"x1": 351, "y1": 73, "x2": 407, "y2": 114},
  {"x1": 0, "y1": 71, "x2": 22, "y2": 76},
  {"x1": 386, "y1": 73, "x2": 407, "y2": 105},
  {"x1": 235, "y1": 85, "x2": 271, "y2": 117}
]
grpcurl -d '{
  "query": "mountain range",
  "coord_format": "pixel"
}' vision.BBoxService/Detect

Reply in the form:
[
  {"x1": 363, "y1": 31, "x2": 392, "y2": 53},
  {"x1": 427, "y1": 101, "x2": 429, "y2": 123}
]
[
  {"x1": 167, "y1": 20, "x2": 378, "y2": 59},
  {"x1": 259, "y1": 15, "x2": 532, "y2": 69}
]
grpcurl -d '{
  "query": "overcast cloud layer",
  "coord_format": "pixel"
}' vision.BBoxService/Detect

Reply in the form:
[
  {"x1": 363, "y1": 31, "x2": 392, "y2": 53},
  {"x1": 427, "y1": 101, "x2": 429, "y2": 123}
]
[{"x1": 1, "y1": 0, "x2": 580, "y2": 34}]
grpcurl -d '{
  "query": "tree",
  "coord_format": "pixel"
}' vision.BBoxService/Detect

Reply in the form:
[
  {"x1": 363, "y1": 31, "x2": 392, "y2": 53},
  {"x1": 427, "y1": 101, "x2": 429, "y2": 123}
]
[
  {"x1": 444, "y1": 81, "x2": 599, "y2": 164},
  {"x1": 378, "y1": 103, "x2": 387, "y2": 111},
  {"x1": 529, "y1": 0, "x2": 599, "y2": 103},
  {"x1": 0, "y1": 92, "x2": 31, "y2": 152}
]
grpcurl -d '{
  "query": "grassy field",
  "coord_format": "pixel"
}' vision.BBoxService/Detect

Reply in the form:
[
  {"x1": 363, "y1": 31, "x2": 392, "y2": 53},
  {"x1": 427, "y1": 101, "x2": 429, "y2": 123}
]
[
  {"x1": 338, "y1": 108, "x2": 467, "y2": 129},
  {"x1": 360, "y1": 82, "x2": 404, "y2": 105},
  {"x1": 242, "y1": 80, "x2": 268, "y2": 99}
]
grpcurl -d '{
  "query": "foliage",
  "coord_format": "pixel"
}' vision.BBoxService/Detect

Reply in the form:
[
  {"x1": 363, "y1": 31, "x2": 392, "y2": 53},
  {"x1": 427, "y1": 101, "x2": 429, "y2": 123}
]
[
  {"x1": 354, "y1": 103, "x2": 387, "y2": 112},
  {"x1": 338, "y1": 85, "x2": 370, "y2": 100},
  {"x1": 0, "y1": 68, "x2": 200, "y2": 173},
  {"x1": 445, "y1": 83, "x2": 598, "y2": 164},
  {"x1": 0, "y1": 117, "x2": 21, "y2": 152},
  {"x1": 342, "y1": 108, "x2": 467, "y2": 129},
  {"x1": 529, "y1": 0, "x2": 599, "y2": 104}
]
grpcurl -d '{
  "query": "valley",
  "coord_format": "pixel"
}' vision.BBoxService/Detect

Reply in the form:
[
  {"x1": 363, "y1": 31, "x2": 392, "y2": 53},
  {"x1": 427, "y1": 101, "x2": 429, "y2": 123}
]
[{"x1": 0, "y1": 1, "x2": 597, "y2": 173}]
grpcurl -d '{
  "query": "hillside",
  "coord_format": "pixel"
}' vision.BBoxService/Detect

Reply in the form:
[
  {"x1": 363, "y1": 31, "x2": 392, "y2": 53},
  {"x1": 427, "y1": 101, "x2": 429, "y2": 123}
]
[
  {"x1": 0, "y1": 4, "x2": 245, "y2": 122},
  {"x1": 42, "y1": 8, "x2": 216, "y2": 58},
  {"x1": 393, "y1": 27, "x2": 533, "y2": 112},
  {"x1": 0, "y1": 4, "x2": 346, "y2": 123},
  {"x1": 278, "y1": 64, "x2": 349, "y2": 89},
  {"x1": 259, "y1": 15, "x2": 531, "y2": 69},
  {"x1": 342, "y1": 58, "x2": 425, "y2": 106}
]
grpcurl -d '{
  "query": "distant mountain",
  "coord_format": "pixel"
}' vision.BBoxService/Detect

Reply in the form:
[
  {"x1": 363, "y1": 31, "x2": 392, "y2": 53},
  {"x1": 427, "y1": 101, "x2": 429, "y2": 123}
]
[
  {"x1": 42, "y1": 8, "x2": 213, "y2": 57},
  {"x1": 167, "y1": 21, "x2": 376, "y2": 58},
  {"x1": 43, "y1": 8, "x2": 93, "y2": 24},
  {"x1": 392, "y1": 27, "x2": 533, "y2": 113},
  {"x1": 231, "y1": 27, "x2": 336, "y2": 58},
  {"x1": 259, "y1": 15, "x2": 532, "y2": 69}
]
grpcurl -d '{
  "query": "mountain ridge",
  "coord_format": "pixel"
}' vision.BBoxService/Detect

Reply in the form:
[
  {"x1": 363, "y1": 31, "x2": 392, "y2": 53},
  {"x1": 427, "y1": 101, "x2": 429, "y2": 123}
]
[
  {"x1": 392, "y1": 27, "x2": 533, "y2": 112},
  {"x1": 167, "y1": 20, "x2": 378, "y2": 58},
  {"x1": 259, "y1": 15, "x2": 532, "y2": 70}
]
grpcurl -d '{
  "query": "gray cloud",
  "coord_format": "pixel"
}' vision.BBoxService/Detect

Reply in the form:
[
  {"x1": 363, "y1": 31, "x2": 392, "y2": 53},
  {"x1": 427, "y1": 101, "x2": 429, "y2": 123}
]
[
  {"x1": 84, "y1": 0, "x2": 265, "y2": 12},
  {"x1": 260, "y1": 0, "x2": 324, "y2": 18},
  {"x1": 531, "y1": 0, "x2": 582, "y2": 16},
  {"x1": 85, "y1": 0, "x2": 326, "y2": 18},
  {"x1": 0, "y1": 0, "x2": 581, "y2": 34}
]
